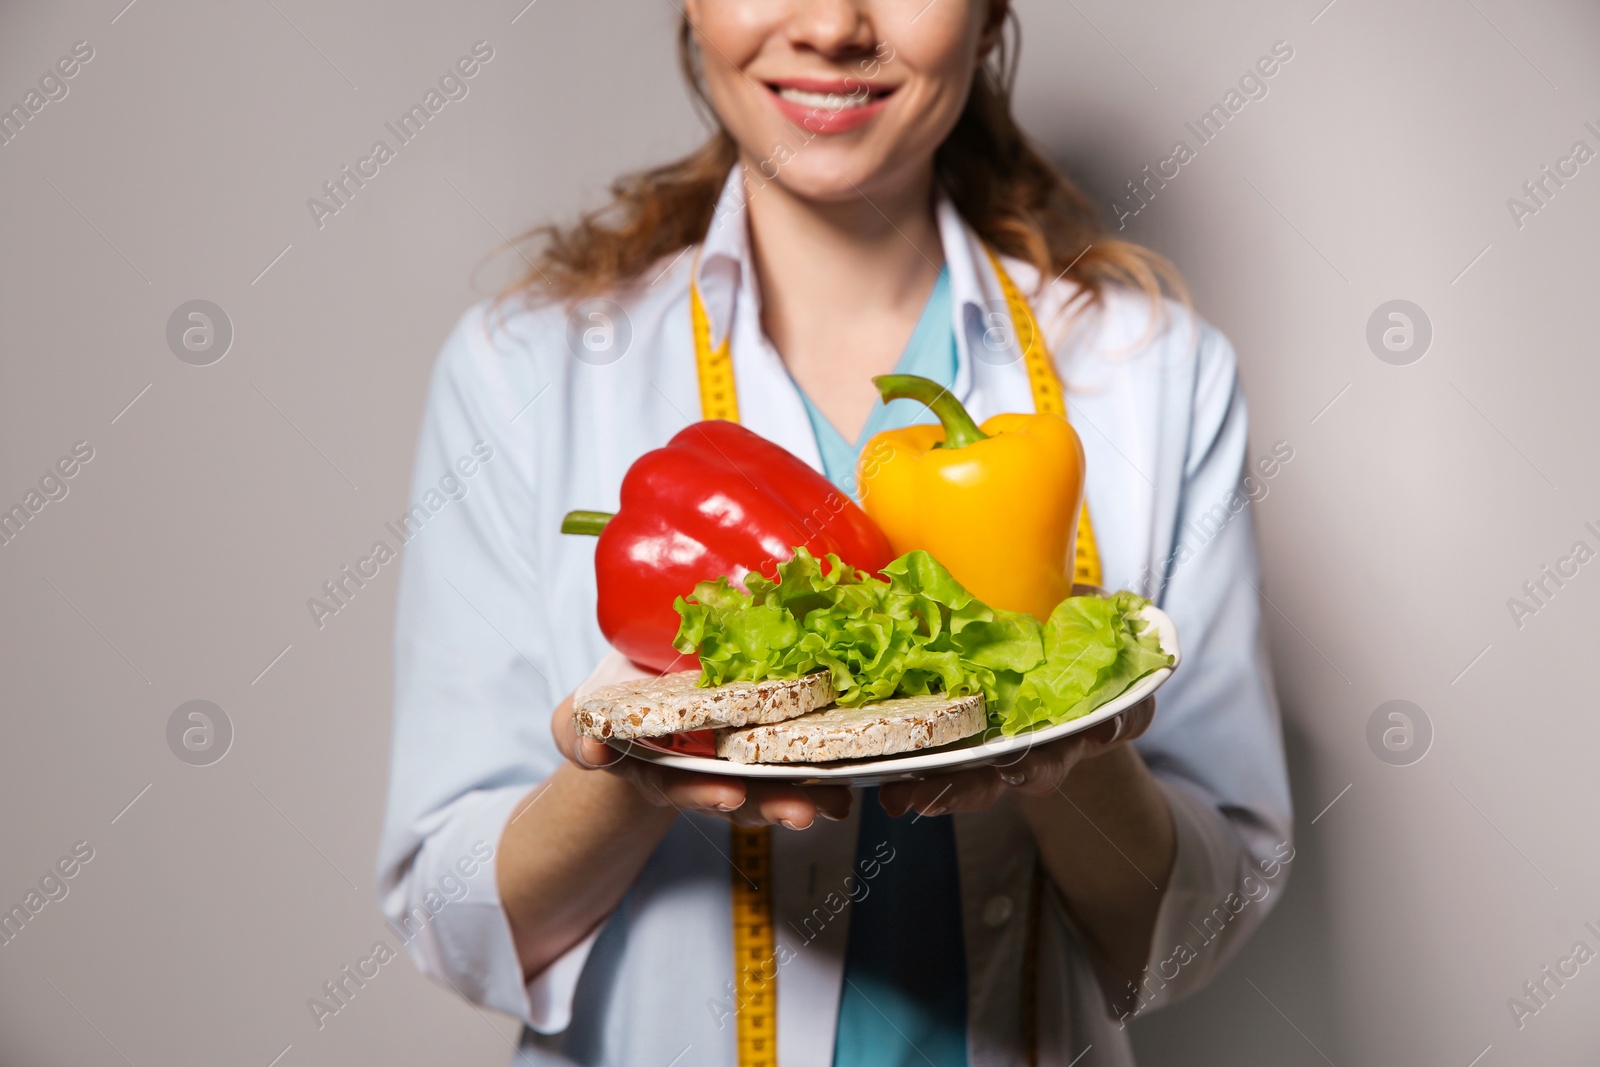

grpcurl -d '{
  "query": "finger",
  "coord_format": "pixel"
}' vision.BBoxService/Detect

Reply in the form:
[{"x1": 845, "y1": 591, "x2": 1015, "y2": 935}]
[
  {"x1": 573, "y1": 736, "x2": 627, "y2": 770},
  {"x1": 748, "y1": 784, "x2": 854, "y2": 829},
  {"x1": 878, "y1": 780, "x2": 918, "y2": 818},
  {"x1": 931, "y1": 770, "x2": 1007, "y2": 814},
  {"x1": 797, "y1": 785, "x2": 855, "y2": 822},
  {"x1": 1003, "y1": 700, "x2": 1160, "y2": 795},
  {"x1": 1079, "y1": 715, "x2": 1124, "y2": 749},
  {"x1": 642, "y1": 767, "x2": 748, "y2": 813},
  {"x1": 878, "y1": 779, "x2": 950, "y2": 818},
  {"x1": 882, "y1": 771, "x2": 1000, "y2": 817},
  {"x1": 550, "y1": 694, "x2": 579, "y2": 760},
  {"x1": 1078, "y1": 698, "x2": 1156, "y2": 755},
  {"x1": 735, "y1": 798, "x2": 817, "y2": 829},
  {"x1": 1005, "y1": 739, "x2": 1087, "y2": 797},
  {"x1": 553, "y1": 695, "x2": 634, "y2": 772},
  {"x1": 1117, "y1": 697, "x2": 1157, "y2": 743}
]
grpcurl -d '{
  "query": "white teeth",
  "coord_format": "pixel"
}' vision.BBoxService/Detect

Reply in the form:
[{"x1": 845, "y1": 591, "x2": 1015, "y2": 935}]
[{"x1": 777, "y1": 86, "x2": 872, "y2": 111}]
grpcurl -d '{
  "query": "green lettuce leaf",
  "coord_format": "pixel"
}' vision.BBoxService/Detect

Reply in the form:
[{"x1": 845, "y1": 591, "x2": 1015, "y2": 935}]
[
  {"x1": 673, "y1": 549, "x2": 1173, "y2": 735},
  {"x1": 1002, "y1": 590, "x2": 1173, "y2": 733}
]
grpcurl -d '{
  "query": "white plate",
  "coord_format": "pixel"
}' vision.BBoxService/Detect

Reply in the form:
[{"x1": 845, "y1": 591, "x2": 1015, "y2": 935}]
[{"x1": 606, "y1": 602, "x2": 1180, "y2": 786}]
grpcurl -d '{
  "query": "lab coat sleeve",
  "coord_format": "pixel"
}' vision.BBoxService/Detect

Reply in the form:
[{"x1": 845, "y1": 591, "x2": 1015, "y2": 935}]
[
  {"x1": 373, "y1": 305, "x2": 597, "y2": 1033},
  {"x1": 1127, "y1": 324, "x2": 1296, "y2": 1015}
]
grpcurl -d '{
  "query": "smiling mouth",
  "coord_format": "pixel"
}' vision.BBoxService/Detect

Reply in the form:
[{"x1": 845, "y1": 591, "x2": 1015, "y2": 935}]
[{"x1": 769, "y1": 84, "x2": 894, "y2": 112}]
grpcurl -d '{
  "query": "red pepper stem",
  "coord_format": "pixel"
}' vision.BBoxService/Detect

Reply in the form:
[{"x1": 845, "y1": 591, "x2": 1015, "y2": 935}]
[
  {"x1": 561, "y1": 510, "x2": 614, "y2": 536},
  {"x1": 872, "y1": 374, "x2": 989, "y2": 450}
]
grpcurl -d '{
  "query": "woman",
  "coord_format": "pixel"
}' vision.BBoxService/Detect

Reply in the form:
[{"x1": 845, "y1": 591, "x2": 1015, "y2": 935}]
[{"x1": 377, "y1": 1, "x2": 1291, "y2": 1064}]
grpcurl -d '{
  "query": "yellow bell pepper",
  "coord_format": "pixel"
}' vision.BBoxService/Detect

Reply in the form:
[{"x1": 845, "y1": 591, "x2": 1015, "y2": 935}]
[{"x1": 857, "y1": 374, "x2": 1086, "y2": 622}]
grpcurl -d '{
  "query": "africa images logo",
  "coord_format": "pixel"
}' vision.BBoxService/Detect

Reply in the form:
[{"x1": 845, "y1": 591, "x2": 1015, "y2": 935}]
[
  {"x1": 1505, "y1": 119, "x2": 1600, "y2": 231},
  {"x1": 1112, "y1": 40, "x2": 1295, "y2": 230},
  {"x1": 306, "y1": 443, "x2": 493, "y2": 629},
  {"x1": 0, "y1": 40, "x2": 95, "y2": 148},
  {"x1": 305, "y1": 42, "x2": 495, "y2": 231}
]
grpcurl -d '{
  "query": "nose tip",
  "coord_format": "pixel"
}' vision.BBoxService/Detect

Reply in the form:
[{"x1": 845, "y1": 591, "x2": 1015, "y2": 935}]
[{"x1": 786, "y1": 0, "x2": 877, "y2": 57}]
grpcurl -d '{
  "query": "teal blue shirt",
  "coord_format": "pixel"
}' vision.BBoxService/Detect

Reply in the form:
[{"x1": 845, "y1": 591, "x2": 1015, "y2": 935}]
[
  {"x1": 793, "y1": 268, "x2": 970, "y2": 1067},
  {"x1": 798, "y1": 270, "x2": 959, "y2": 500}
]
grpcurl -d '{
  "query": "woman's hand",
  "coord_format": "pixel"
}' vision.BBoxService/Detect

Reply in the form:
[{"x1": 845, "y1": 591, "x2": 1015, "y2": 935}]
[
  {"x1": 552, "y1": 694, "x2": 853, "y2": 829},
  {"x1": 877, "y1": 696, "x2": 1157, "y2": 818},
  {"x1": 499, "y1": 689, "x2": 853, "y2": 983}
]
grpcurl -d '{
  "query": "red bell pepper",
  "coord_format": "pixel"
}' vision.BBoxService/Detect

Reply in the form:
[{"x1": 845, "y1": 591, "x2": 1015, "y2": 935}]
[{"x1": 562, "y1": 420, "x2": 894, "y2": 672}]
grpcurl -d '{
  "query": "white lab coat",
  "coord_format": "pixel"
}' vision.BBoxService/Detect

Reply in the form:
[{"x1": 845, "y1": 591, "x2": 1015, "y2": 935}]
[{"x1": 376, "y1": 167, "x2": 1293, "y2": 1066}]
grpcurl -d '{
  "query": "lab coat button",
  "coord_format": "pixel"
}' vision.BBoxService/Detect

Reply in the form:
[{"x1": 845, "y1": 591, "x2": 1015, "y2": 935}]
[{"x1": 982, "y1": 894, "x2": 1013, "y2": 927}]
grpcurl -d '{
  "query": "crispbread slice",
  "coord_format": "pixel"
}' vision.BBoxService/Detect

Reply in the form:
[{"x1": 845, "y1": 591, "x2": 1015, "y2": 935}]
[
  {"x1": 715, "y1": 692, "x2": 986, "y2": 764},
  {"x1": 573, "y1": 670, "x2": 834, "y2": 740}
]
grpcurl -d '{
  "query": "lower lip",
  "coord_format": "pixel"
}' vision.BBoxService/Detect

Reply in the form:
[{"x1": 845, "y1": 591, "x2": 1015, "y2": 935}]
[{"x1": 769, "y1": 90, "x2": 890, "y2": 135}]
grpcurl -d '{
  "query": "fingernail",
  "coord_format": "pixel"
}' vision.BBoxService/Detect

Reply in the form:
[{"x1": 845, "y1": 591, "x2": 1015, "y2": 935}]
[
  {"x1": 920, "y1": 805, "x2": 946, "y2": 818},
  {"x1": 819, "y1": 810, "x2": 846, "y2": 822},
  {"x1": 715, "y1": 801, "x2": 742, "y2": 812},
  {"x1": 999, "y1": 771, "x2": 1026, "y2": 787},
  {"x1": 779, "y1": 818, "x2": 805, "y2": 831}
]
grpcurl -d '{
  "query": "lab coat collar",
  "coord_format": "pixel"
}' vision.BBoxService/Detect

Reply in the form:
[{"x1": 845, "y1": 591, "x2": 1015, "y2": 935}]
[{"x1": 695, "y1": 166, "x2": 752, "y2": 353}]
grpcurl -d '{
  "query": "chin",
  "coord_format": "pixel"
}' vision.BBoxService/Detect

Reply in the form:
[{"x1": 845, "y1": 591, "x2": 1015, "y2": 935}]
[{"x1": 748, "y1": 149, "x2": 906, "y2": 204}]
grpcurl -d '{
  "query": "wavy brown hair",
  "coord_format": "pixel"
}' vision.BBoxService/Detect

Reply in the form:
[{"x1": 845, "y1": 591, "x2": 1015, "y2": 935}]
[{"x1": 505, "y1": 6, "x2": 1181, "y2": 322}]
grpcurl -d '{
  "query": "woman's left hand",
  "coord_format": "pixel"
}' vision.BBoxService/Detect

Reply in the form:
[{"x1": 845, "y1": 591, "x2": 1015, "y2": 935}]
[{"x1": 878, "y1": 696, "x2": 1157, "y2": 818}]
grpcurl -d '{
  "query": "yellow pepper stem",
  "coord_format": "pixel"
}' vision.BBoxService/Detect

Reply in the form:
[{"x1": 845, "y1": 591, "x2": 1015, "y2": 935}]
[{"x1": 873, "y1": 374, "x2": 989, "y2": 450}]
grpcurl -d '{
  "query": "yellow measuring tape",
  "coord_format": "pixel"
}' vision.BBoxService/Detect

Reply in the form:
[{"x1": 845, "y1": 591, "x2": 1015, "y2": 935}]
[
  {"x1": 692, "y1": 274, "x2": 782, "y2": 1067},
  {"x1": 691, "y1": 247, "x2": 1102, "y2": 1066},
  {"x1": 985, "y1": 249, "x2": 1102, "y2": 589}
]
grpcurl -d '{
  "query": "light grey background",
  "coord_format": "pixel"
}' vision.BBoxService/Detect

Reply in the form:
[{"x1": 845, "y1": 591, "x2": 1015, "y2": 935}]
[{"x1": 2, "y1": 0, "x2": 1596, "y2": 1064}]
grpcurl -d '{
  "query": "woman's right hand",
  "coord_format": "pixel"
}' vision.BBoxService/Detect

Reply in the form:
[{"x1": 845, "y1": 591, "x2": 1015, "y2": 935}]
[
  {"x1": 551, "y1": 692, "x2": 852, "y2": 829},
  {"x1": 499, "y1": 682, "x2": 852, "y2": 981}
]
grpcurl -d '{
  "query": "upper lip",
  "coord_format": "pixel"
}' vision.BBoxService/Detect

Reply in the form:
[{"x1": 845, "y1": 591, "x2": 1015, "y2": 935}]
[{"x1": 764, "y1": 77, "x2": 896, "y2": 98}]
